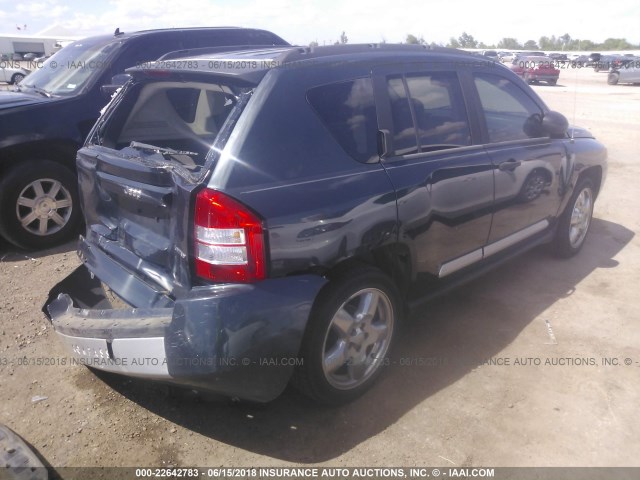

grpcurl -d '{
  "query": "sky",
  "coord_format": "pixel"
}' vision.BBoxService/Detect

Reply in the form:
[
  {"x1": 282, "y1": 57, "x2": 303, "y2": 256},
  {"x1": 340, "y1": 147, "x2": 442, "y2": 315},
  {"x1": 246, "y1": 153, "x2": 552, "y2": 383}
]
[{"x1": 1, "y1": 0, "x2": 639, "y2": 47}]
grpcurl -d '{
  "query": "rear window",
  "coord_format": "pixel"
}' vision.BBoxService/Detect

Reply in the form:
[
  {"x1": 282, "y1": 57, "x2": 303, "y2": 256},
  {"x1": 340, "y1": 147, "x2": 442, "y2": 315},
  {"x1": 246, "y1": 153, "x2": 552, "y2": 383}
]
[
  {"x1": 307, "y1": 78, "x2": 379, "y2": 163},
  {"x1": 98, "y1": 80, "x2": 247, "y2": 170}
]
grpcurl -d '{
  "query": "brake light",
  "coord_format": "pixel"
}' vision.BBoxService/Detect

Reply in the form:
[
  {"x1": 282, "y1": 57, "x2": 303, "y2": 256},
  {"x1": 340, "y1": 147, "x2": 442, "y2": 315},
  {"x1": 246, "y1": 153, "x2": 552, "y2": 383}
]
[{"x1": 194, "y1": 189, "x2": 266, "y2": 283}]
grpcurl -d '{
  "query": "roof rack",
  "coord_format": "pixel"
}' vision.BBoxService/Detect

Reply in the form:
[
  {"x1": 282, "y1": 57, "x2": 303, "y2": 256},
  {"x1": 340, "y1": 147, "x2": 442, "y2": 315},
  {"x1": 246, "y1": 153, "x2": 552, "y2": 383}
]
[
  {"x1": 159, "y1": 44, "x2": 288, "y2": 61},
  {"x1": 160, "y1": 43, "x2": 459, "y2": 63},
  {"x1": 276, "y1": 43, "x2": 451, "y2": 63}
]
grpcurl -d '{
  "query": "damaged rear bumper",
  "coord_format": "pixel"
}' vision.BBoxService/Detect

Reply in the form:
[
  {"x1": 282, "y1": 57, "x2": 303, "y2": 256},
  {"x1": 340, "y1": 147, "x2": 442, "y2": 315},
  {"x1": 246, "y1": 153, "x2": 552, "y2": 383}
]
[{"x1": 44, "y1": 248, "x2": 325, "y2": 402}]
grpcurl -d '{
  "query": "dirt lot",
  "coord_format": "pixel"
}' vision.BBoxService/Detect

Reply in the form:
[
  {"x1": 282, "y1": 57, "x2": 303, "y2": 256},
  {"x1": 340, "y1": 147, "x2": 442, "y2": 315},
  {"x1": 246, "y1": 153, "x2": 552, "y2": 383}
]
[{"x1": 1, "y1": 68, "x2": 639, "y2": 475}]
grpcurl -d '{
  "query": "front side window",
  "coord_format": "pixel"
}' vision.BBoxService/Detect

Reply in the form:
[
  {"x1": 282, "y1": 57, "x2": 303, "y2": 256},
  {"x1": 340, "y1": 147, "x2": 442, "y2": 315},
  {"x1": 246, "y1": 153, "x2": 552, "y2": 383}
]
[
  {"x1": 473, "y1": 73, "x2": 545, "y2": 142},
  {"x1": 307, "y1": 78, "x2": 378, "y2": 163},
  {"x1": 386, "y1": 72, "x2": 471, "y2": 155}
]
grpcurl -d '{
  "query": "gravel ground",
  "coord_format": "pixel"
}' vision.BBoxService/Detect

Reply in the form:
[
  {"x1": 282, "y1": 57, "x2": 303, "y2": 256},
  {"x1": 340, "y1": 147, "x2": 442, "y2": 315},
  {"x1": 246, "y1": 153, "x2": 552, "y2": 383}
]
[{"x1": 1, "y1": 67, "x2": 639, "y2": 476}]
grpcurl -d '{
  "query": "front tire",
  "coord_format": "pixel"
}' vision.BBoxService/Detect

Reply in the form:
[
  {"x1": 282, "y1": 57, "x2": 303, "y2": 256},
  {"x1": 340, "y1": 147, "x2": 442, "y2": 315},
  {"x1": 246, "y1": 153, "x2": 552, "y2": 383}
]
[
  {"x1": 607, "y1": 72, "x2": 619, "y2": 85},
  {"x1": 293, "y1": 266, "x2": 400, "y2": 405},
  {"x1": 0, "y1": 161, "x2": 81, "y2": 249},
  {"x1": 552, "y1": 178, "x2": 595, "y2": 258}
]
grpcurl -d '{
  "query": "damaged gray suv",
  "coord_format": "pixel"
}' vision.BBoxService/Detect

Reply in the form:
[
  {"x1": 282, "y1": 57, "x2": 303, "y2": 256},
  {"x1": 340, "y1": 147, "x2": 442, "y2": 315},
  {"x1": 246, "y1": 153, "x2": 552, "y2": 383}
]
[{"x1": 45, "y1": 44, "x2": 607, "y2": 405}]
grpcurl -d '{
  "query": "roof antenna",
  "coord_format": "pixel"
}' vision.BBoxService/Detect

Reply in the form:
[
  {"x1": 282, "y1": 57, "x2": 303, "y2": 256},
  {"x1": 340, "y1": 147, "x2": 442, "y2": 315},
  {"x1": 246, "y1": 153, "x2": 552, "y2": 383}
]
[{"x1": 114, "y1": 28, "x2": 123, "y2": 36}]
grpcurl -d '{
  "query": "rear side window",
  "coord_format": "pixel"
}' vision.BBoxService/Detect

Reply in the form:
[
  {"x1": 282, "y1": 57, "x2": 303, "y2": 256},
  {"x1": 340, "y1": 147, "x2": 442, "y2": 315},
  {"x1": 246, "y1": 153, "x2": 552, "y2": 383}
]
[
  {"x1": 387, "y1": 76, "x2": 418, "y2": 155},
  {"x1": 386, "y1": 72, "x2": 471, "y2": 155},
  {"x1": 307, "y1": 78, "x2": 378, "y2": 163},
  {"x1": 473, "y1": 73, "x2": 544, "y2": 142}
]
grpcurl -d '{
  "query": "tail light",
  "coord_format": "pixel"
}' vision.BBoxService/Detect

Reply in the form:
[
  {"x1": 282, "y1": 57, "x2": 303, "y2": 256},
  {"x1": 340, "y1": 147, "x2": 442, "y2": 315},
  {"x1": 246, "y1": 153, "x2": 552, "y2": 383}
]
[{"x1": 194, "y1": 189, "x2": 266, "y2": 283}]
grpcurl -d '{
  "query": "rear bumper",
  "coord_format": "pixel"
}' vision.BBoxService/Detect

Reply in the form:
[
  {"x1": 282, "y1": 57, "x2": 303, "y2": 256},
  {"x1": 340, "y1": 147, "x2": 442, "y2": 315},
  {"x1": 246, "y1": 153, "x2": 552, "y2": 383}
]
[
  {"x1": 529, "y1": 73, "x2": 559, "y2": 81},
  {"x1": 45, "y1": 245, "x2": 326, "y2": 402}
]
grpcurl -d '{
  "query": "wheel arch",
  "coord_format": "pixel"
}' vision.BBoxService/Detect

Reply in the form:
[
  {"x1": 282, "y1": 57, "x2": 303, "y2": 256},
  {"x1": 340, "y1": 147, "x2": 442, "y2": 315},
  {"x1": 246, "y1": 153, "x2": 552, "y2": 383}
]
[
  {"x1": 318, "y1": 242, "x2": 413, "y2": 304},
  {"x1": 578, "y1": 165, "x2": 603, "y2": 199},
  {"x1": 0, "y1": 140, "x2": 80, "y2": 177}
]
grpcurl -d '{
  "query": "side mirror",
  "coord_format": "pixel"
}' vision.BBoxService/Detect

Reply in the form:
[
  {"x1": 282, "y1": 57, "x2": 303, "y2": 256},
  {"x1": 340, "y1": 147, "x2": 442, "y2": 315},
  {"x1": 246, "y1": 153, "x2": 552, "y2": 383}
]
[
  {"x1": 100, "y1": 73, "x2": 132, "y2": 98},
  {"x1": 541, "y1": 111, "x2": 568, "y2": 138},
  {"x1": 524, "y1": 111, "x2": 568, "y2": 139}
]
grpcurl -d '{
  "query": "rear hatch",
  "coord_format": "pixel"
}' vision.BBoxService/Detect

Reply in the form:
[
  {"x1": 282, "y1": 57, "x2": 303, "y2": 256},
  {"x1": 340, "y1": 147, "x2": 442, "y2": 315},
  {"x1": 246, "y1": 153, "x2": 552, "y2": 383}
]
[{"x1": 78, "y1": 75, "x2": 253, "y2": 301}]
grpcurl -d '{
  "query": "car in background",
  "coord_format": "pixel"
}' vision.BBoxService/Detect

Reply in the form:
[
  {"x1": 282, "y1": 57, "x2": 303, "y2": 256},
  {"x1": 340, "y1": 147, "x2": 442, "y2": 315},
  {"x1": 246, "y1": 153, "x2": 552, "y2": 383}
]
[
  {"x1": 572, "y1": 54, "x2": 590, "y2": 66},
  {"x1": 480, "y1": 50, "x2": 499, "y2": 61},
  {"x1": 507, "y1": 51, "x2": 547, "y2": 64},
  {"x1": 499, "y1": 51, "x2": 519, "y2": 62},
  {"x1": 608, "y1": 65, "x2": 640, "y2": 85},
  {"x1": 510, "y1": 56, "x2": 560, "y2": 85},
  {"x1": 612, "y1": 56, "x2": 639, "y2": 70},
  {"x1": 593, "y1": 55, "x2": 623, "y2": 72},
  {"x1": 518, "y1": 51, "x2": 546, "y2": 58},
  {"x1": 22, "y1": 53, "x2": 39, "y2": 61},
  {"x1": 549, "y1": 53, "x2": 568, "y2": 61},
  {"x1": 585, "y1": 53, "x2": 602, "y2": 67},
  {"x1": 0, "y1": 63, "x2": 30, "y2": 84},
  {"x1": 0, "y1": 27, "x2": 289, "y2": 249}
]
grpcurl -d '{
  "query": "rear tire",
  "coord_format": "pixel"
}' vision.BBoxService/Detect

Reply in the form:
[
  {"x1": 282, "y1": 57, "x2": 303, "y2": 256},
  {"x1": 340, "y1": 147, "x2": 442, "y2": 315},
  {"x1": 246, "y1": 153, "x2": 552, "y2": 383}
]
[
  {"x1": 552, "y1": 178, "x2": 595, "y2": 258},
  {"x1": 607, "y1": 72, "x2": 619, "y2": 85},
  {"x1": 548, "y1": 79, "x2": 557, "y2": 86},
  {"x1": 293, "y1": 266, "x2": 401, "y2": 405},
  {"x1": 0, "y1": 161, "x2": 81, "y2": 249}
]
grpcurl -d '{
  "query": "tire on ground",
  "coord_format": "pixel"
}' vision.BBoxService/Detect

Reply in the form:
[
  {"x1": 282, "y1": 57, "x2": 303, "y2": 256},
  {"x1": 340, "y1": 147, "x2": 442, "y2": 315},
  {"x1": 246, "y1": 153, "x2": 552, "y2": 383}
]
[
  {"x1": 0, "y1": 161, "x2": 81, "y2": 249},
  {"x1": 293, "y1": 265, "x2": 401, "y2": 405},
  {"x1": 551, "y1": 178, "x2": 595, "y2": 258}
]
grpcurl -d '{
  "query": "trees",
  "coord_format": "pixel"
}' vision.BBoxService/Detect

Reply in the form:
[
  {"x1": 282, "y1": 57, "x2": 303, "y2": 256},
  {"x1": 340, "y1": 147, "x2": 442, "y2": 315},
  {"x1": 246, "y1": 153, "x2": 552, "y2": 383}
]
[
  {"x1": 458, "y1": 32, "x2": 478, "y2": 48},
  {"x1": 333, "y1": 31, "x2": 348, "y2": 45},
  {"x1": 406, "y1": 32, "x2": 638, "y2": 52},
  {"x1": 601, "y1": 38, "x2": 633, "y2": 50},
  {"x1": 497, "y1": 38, "x2": 522, "y2": 49},
  {"x1": 538, "y1": 36, "x2": 557, "y2": 50},
  {"x1": 447, "y1": 37, "x2": 461, "y2": 48},
  {"x1": 405, "y1": 34, "x2": 426, "y2": 45}
]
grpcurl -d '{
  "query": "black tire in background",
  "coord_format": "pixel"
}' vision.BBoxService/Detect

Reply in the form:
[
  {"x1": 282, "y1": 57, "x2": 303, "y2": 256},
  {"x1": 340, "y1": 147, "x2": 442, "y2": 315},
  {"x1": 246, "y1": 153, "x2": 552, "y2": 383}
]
[
  {"x1": 552, "y1": 178, "x2": 595, "y2": 258},
  {"x1": 293, "y1": 266, "x2": 401, "y2": 405},
  {"x1": 11, "y1": 73, "x2": 25, "y2": 85},
  {"x1": 0, "y1": 161, "x2": 81, "y2": 250}
]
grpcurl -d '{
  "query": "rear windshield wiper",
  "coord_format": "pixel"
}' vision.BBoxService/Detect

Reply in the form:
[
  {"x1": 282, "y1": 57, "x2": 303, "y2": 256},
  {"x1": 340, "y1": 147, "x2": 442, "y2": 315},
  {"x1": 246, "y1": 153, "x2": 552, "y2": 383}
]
[{"x1": 129, "y1": 142, "x2": 198, "y2": 157}]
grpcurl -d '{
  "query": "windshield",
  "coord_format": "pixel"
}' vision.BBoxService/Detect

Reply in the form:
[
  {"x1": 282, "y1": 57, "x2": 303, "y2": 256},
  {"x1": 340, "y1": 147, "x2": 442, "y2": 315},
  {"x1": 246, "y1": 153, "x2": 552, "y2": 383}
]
[{"x1": 21, "y1": 37, "x2": 121, "y2": 96}]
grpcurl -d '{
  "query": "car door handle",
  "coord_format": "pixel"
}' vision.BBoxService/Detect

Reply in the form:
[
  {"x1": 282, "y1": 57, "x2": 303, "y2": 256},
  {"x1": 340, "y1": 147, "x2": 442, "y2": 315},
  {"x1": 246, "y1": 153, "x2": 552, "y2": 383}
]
[{"x1": 498, "y1": 159, "x2": 522, "y2": 171}]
